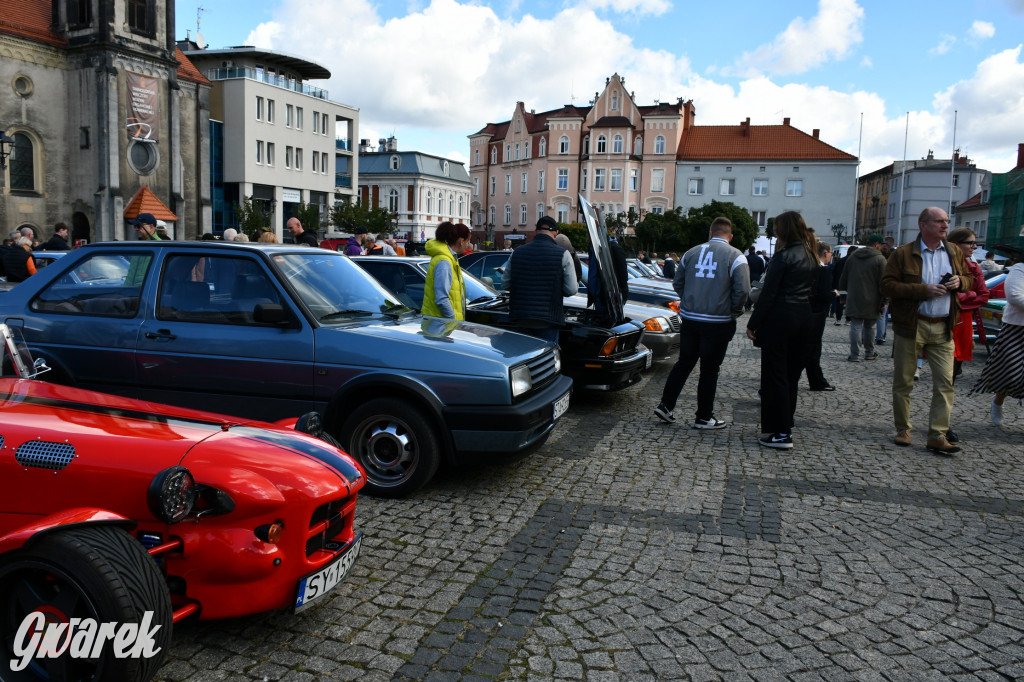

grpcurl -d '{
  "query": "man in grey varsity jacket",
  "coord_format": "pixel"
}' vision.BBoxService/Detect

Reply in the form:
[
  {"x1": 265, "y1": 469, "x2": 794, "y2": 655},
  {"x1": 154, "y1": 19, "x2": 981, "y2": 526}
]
[{"x1": 655, "y1": 217, "x2": 751, "y2": 429}]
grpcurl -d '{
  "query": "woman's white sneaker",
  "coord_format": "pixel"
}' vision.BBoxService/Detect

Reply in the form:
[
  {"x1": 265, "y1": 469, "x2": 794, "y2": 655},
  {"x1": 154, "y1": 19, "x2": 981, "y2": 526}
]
[{"x1": 991, "y1": 400, "x2": 1003, "y2": 426}]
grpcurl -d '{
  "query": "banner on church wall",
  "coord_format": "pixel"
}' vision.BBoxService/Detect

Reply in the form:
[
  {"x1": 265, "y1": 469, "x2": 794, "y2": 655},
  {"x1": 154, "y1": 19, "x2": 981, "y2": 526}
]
[{"x1": 126, "y1": 72, "x2": 159, "y2": 141}]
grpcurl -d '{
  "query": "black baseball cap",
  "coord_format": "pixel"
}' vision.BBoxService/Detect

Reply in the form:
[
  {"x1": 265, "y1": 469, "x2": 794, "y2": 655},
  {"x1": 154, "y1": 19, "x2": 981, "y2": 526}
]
[{"x1": 536, "y1": 216, "x2": 558, "y2": 231}]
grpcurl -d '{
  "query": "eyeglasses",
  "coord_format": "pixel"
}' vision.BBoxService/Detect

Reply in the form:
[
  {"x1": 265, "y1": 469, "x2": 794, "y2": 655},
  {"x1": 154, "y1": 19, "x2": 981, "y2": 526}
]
[{"x1": 959, "y1": 241, "x2": 977, "y2": 247}]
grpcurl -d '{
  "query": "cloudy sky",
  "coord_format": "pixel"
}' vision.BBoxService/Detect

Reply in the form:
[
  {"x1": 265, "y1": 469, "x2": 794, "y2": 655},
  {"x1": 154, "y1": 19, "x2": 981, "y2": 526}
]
[{"x1": 176, "y1": 0, "x2": 1024, "y2": 176}]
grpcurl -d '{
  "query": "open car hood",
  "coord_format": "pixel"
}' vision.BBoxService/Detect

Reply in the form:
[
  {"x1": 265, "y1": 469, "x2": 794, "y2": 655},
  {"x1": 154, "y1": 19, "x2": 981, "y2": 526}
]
[{"x1": 579, "y1": 194, "x2": 625, "y2": 326}]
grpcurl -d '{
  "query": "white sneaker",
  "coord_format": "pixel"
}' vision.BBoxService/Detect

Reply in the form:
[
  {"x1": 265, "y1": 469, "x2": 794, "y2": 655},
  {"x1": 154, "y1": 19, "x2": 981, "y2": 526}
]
[
  {"x1": 991, "y1": 400, "x2": 1003, "y2": 426},
  {"x1": 913, "y1": 368, "x2": 921, "y2": 380},
  {"x1": 693, "y1": 417, "x2": 728, "y2": 430}
]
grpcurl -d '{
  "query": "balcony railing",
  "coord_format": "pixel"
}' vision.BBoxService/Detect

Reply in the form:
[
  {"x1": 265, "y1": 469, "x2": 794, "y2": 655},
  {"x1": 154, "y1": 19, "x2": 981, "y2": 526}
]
[
  {"x1": 336, "y1": 138, "x2": 351, "y2": 151},
  {"x1": 203, "y1": 67, "x2": 328, "y2": 100},
  {"x1": 335, "y1": 173, "x2": 352, "y2": 188}
]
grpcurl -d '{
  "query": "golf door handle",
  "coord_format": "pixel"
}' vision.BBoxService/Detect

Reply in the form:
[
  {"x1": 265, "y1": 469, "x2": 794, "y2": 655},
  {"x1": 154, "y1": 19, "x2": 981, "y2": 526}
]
[{"x1": 145, "y1": 329, "x2": 177, "y2": 340}]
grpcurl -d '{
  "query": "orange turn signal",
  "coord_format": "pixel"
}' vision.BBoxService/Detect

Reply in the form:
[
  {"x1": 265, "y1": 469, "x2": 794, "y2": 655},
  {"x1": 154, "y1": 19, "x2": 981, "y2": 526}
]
[
  {"x1": 254, "y1": 522, "x2": 284, "y2": 544},
  {"x1": 600, "y1": 338, "x2": 618, "y2": 356}
]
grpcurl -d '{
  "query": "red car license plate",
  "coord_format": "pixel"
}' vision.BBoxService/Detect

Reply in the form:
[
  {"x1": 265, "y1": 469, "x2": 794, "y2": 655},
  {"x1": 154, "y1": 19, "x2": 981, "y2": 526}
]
[{"x1": 294, "y1": 534, "x2": 362, "y2": 612}]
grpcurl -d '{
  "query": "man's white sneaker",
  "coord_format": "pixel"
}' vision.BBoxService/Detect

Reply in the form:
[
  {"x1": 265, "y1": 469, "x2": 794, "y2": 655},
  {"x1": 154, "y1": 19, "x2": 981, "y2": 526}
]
[
  {"x1": 991, "y1": 400, "x2": 1003, "y2": 426},
  {"x1": 693, "y1": 417, "x2": 728, "y2": 430}
]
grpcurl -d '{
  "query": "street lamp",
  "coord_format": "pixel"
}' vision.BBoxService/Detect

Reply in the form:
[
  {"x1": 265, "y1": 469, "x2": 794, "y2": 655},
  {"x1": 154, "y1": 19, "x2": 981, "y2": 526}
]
[{"x1": 0, "y1": 132, "x2": 14, "y2": 169}]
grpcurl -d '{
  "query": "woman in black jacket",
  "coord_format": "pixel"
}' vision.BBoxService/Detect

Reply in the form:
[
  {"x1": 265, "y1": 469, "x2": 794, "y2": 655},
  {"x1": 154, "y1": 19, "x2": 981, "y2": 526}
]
[{"x1": 746, "y1": 212, "x2": 818, "y2": 448}]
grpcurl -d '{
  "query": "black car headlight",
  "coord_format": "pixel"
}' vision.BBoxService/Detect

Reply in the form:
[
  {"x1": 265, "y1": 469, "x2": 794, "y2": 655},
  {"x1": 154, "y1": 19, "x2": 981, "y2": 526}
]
[{"x1": 147, "y1": 466, "x2": 197, "y2": 524}]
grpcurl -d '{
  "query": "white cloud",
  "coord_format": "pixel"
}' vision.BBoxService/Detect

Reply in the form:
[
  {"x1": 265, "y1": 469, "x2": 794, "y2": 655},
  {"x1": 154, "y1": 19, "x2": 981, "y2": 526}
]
[
  {"x1": 860, "y1": 55, "x2": 873, "y2": 67},
  {"x1": 929, "y1": 34, "x2": 956, "y2": 55},
  {"x1": 728, "y1": 0, "x2": 865, "y2": 76},
  {"x1": 968, "y1": 20, "x2": 995, "y2": 41},
  {"x1": 576, "y1": 0, "x2": 672, "y2": 16}
]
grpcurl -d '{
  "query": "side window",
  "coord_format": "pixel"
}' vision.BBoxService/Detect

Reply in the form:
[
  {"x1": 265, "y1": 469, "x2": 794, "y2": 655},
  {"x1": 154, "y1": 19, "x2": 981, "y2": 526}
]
[
  {"x1": 29, "y1": 253, "x2": 143, "y2": 316},
  {"x1": 157, "y1": 255, "x2": 282, "y2": 325}
]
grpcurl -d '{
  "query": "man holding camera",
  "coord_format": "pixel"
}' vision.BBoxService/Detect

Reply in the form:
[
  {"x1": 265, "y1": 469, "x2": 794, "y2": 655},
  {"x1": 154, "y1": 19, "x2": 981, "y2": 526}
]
[{"x1": 881, "y1": 207, "x2": 972, "y2": 455}]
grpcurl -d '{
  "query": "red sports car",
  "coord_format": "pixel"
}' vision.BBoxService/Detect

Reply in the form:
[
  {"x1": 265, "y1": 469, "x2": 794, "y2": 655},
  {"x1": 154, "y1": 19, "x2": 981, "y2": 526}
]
[{"x1": 0, "y1": 373, "x2": 365, "y2": 681}]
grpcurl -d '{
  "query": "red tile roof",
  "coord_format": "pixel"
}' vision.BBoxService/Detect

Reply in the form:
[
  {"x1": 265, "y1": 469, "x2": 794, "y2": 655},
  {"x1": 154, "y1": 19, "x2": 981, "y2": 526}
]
[
  {"x1": 680, "y1": 124, "x2": 856, "y2": 161},
  {"x1": 124, "y1": 186, "x2": 178, "y2": 221},
  {"x1": 175, "y1": 48, "x2": 211, "y2": 85},
  {"x1": 0, "y1": 1, "x2": 65, "y2": 46},
  {"x1": 957, "y1": 192, "x2": 983, "y2": 209}
]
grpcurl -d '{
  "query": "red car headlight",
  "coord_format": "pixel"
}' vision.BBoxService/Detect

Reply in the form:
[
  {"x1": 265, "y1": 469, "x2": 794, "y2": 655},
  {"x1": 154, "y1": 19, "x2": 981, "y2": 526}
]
[{"x1": 147, "y1": 466, "x2": 197, "y2": 524}]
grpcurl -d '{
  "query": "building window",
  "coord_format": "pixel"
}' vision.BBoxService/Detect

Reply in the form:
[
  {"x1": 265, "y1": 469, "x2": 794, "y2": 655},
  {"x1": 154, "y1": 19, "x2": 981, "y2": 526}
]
[
  {"x1": 888, "y1": 203, "x2": 895, "y2": 219},
  {"x1": 505, "y1": 174, "x2": 511, "y2": 194},
  {"x1": 489, "y1": 206, "x2": 496, "y2": 225},
  {"x1": 720, "y1": 179, "x2": 735, "y2": 196},
  {"x1": 630, "y1": 168, "x2": 638, "y2": 191},
  {"x1": 557, "y1": 168, "x2": 568, "y2": 191},
  {"x1": 520, "y1": 204, "x2": 527, "y2": 225},
  {"x1": 312, "y1": 150, "x2": 317, "y2": 172},
  {"x1": 651, "y1": 169, "x2": 665, "y2": 193},
  {"x1": 322, "y1": 152, "x2": 328, "y2": 174},
  {"x1": 256, "y1": 96, "x2": 264, "y2": 121},
  {"x1": 256, "y1": 140, "x2": 264, "y2": 165},
  {"x1": 524, "y1": 144, "x2": 529, "y2": 159},
  {"x1": 449, "y1": 193, "x2": 454, "y2": 216},
  {"x1": 312, "y1": 111, "x2": 319, "y2": 134},
  {"x1": 759, "y1": 166, "x2": 766, "y2": 173},
  {"x1": 267, "y1": 100, "x2": 274, "y2": 123},
  {"x1": 651, "y1": 206, "x2": 664, "y2": 215},
  {"x1": 266, "y1": 143, "x2": 274, "y2": 166},
  {"x1": 792, "y1": 166, "x2": 799, "y2": 172},
  {"x1": 655, "y1": 136, "x2": 665, "y2": 154},
  {"x1": 581, "y1": 169, "x2": 587, "y2": 191},
  {"x1": 952, "y1": 174, "x2": 960, "y2": 187},
  {"x1": 9, "y1": 133, "x2": 36, "y2": 192},
  {"x1": 389, "y1": 188, "x2": 399, "y2": 213},
  {"x1": 751, "y1": 211, "x2": 766, "y2": 228},
  {"x1": 504, "y1": 205, "x2": 512, "y2": 225},
  {"x1": 68, "y1": 0, "x2": 93, "y2": 26},
  {"x1": 127, "y1": 0, "x2": 149, "y2": 32},
  {"x1": 611, "y1": 93, "x2": 618, "y2": 110},
  {"x1": 490, "y1": 176, "x2": 496, "y2": 195},
  {"x1": 635, "y1": 136, "x2": 642, "y2": 153},
  {"x1": 610, "y1": 168, "x2": 622, "y2": 191},
  {"x1": 295, "y1": 107, "x2": 303, "y2": 130},
  {"x1": 753, "y1": 179, "x2": 768, "y2": 196},
  {"x1": 559, "y1": 135, "x2": 569, "y2": 154},
  {"x1": 537, "y1": 202, "x2": 544, "y2": 220},
  {"x1": 594, "y1": 168, "x2": 606, "y2": 191},
  {"x1": 786, "y1": 179, "x2": 803, "y2": 197},
  {"x1": 473, "y1": 177, "x2": 479, "y2": 196},
  {"x1": 295, "y1": 148, "x2": 302, "y2": 170},
  {"x1": 390, "y1": 155, "x2": 400, "y2": 170},
  {"x1": 285, "y1": 146, "x2": 293, "y2": 169},
  {"x1": 491, "y1": 147, "x2": 497, "y2": 164},
  {"x1": 426, "y1": 190, "x2": 433, "y2": 214},
  {"x1": 286, "y1": 104, "x2": 293, "y2": 127},
  {"x1": 539, "y1": 138, "x2": 546, "y2": 157},
  {"x1": 538, "y1": 170, "x2": 545, "y2": 191},
  {"x1": 596, "y1": 135, "x2": 607, "y2": 154},
  {"x1": 474, "y1": 148, "x2": 479, "y2": 165},
  {"x1": 556, "y1": 203, "x2": 569, "y2": 223},
  {"x1": 458, "y1": 195, "x2": 464, "y2": 217},
  {"x1": 613, "y1": 135, "x2": 623, "y2": 154},
  {"x1": 521, "y1": 173, "x2": 528, "y2": 193},
  {"x1": 515, "y1": 144, "x2": 520, "y2": 160},
  {"x1": 687, "y1": 178, "x2": 702, "y2": 195}
]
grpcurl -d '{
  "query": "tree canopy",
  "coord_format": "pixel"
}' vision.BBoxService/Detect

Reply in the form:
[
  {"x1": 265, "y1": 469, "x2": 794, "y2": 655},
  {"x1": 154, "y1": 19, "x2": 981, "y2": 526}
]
[
  {"x1": 329, "y1": 199, "x2": 395, "y2": 235},
  {"x1": 632, "y1": 201, "x2": 760, "y2": 255}
]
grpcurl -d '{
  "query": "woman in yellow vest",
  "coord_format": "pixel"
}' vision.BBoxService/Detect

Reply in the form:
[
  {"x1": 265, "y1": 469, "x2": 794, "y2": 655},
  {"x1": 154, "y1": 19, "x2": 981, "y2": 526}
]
[{"x1": 422, "y1": 221, "x2": 471, "y2": 320}]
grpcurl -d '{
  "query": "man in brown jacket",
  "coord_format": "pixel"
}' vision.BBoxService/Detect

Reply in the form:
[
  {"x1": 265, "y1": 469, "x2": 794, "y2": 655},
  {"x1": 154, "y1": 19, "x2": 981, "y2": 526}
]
[{"x1": 880, "y1": 206, "x2": 972, "y2": 455}]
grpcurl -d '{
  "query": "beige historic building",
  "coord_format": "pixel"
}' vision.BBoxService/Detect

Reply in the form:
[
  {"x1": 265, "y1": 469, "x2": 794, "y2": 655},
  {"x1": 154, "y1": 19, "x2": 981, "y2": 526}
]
[
  {"x1": 469, "y1": 73, "x2": 684, "y2": 243},
  {"x1": 1, "y1": 0, "x2": 211, "y2": 242}
]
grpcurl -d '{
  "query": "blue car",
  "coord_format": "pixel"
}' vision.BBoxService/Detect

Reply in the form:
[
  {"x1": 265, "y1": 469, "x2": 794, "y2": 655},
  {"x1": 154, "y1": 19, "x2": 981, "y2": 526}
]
[{"x1": 0, "y1": 242, "x2": 572, "y2": 497}]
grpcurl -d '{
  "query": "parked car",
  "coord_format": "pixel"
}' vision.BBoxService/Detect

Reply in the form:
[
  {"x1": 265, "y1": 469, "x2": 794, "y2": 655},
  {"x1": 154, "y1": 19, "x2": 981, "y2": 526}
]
[
  {"x1": 353, "y1": 256, "x2": 656, "y2": 389},
  {"x1": 0, "y1": 323, "x2": 364, "y2": 680},
  {"x1": 0, "y1": 242, "x2": 572, "y2": 497}
]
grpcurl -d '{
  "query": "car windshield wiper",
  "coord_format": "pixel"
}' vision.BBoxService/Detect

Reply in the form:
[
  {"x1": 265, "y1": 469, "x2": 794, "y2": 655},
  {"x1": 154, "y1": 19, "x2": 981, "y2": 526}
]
[
  {"x1": 319, "y1": 309, "x2": 374, "y2": 321},
  {"x1": 468, "y1": 295, "x2": 498, "y2": 305},
  {"x1": 381, "y1": 303, "x2": 413, "y2": 318}
]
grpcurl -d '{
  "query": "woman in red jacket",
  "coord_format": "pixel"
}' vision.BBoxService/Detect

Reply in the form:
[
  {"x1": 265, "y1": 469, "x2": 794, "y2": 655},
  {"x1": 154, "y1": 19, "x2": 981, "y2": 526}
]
[{"x1": 947, "y1": 228, "x2": 990, "y2": 379}]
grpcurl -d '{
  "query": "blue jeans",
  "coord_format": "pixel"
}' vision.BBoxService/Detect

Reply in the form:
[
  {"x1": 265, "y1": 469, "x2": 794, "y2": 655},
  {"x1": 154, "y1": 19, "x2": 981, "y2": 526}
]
[{"x1": 849, "y1": 318, "x2": 877, "y2": 359}]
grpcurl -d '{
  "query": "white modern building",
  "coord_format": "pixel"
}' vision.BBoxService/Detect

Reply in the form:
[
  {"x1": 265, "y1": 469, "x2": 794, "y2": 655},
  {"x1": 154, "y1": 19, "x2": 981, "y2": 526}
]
[
  {"x1": 358, "y1": 137, "x2": 472, "y2": 243},
  {"x1": 673, "y1": 118, "x2": 859, "y2": 238},
  {"x1": 181, "y1": 44, "x2": 359, "y2": 239}
]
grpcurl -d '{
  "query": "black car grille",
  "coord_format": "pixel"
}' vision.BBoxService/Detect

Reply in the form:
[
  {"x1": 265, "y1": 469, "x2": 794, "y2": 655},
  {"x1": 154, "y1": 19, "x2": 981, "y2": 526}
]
[
  {"x1": 526, "y1": 350, "x2": 559, "y2": 392},
  {"x1": 306, "y1": 495, "x2": 353, "y2": 557},
  {"x1": 668, "y1": 314, "x2": 681, "y2": 332}
]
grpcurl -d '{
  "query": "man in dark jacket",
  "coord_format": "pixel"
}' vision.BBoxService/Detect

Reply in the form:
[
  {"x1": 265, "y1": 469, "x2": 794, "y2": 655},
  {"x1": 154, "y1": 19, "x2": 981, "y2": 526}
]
[
  {"x1": 744, "y1": 246, "x2": 765, "y2": 310},
  {"x1": 501, "y1": 216, "x2": 578, "y2": 344},
  {"x1": 839, "y1": 234, "x2": 887, "y2": 361},
  {"x1": 287, "y1": 217, "x2": 318, "y2": 247},
  {"x1": 804, "y1": 242, "x2": 837, "y2": 391},
  {"x1": 345, "y1": 226, "x2": 367, "y2": 255},
  {"x1": 40, "y1": 222, "x2": 71, "y2": 251}
]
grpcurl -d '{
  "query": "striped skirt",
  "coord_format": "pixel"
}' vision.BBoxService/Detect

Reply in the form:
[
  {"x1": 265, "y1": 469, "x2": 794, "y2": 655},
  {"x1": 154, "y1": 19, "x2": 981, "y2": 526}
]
[{"x1": 969, "y1": 323, "x2": 1024, "y2": 400}]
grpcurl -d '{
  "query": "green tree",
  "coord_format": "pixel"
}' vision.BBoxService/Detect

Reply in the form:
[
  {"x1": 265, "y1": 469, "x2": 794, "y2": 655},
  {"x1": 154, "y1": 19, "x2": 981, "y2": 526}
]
[
  {"x1": 329, "y1": 199, "x2": 394, "y2": 235},
  {"x1": 233, "y1": 196, "x2": 271, "y2": 239},
  {"x1": 678, "y1": 200, "x2": 760, "y2": 253},
  {"x1": 557, "y1": 221, "x2": 589, "y2": 252},
  {"x1": 292, "y1": 202, "x2": 323, "y2": 236}
]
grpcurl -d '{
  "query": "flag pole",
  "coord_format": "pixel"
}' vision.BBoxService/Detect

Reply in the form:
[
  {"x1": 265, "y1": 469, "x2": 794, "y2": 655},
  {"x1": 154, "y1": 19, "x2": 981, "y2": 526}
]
[
  {"x1": 851, "y1": 112, "x2": 863, "y2": 243},
  {"x1": 949, "y1": 110, "x2": 958, "y2": 215},
  {"x1": 896, "y1": 112, "x2": 909, "y2": 245}
]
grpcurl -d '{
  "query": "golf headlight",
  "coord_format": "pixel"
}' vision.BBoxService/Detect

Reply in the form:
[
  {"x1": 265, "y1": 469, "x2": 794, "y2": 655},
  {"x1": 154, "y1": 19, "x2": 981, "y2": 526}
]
[
  {"x1": 553, "y1": 347, "x2": 561, "y2": 373},
  {"x1": 147, "y1": 466, "x2": 197, "y2": 524},
  {"x1": 511, "y1": 365, "x2": 533, "y2": 398},
  {"x1": 644, "y1": 317, "x2": 670, "y2": 333}
]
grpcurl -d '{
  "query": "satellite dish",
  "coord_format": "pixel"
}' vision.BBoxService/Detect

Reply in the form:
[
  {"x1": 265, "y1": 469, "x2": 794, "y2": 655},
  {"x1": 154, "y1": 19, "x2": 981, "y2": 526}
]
[{"x1": 195, "y1": 31, "x2": 207, "y2": 49}]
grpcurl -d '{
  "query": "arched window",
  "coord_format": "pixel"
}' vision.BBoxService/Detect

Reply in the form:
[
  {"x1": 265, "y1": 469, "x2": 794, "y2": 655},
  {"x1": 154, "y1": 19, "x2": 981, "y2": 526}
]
[
  {"x1": 655, "y1": 135, "x2": 666, "y2": 154},
  {"x1": 504, "y1": 204, "x2": 512, "y2": 225},
  {"x1": 613, "y1": 135, "x2": 623, "y2": 154},
  {"x1": 515, "y1": 144, "x2": 520, "y2": 160},
  {"x1": 426, "y1": 190, "x2": 433, "y2": 214},
  {"x1": 559, "y1": 135, "x2": 569, "y2": 154},
  {"x1": 448, "y1": 193, "x2": 454, "y2": 216},
  {"x1": 635, "y1": 136, "x2": 642, "y2": 153},
  {"x1": 9, "y1": 133, "x2": 36, "y2": 192},
  {"x1": 388, "y1": 188, "x2": 399, "y2": 213},
  {"x1": 596, "y1": 135, "x2": 607, "y2": 154},
  {"x1": 458, "y1": 195, "x2": 464, "y2": 217},
  {"x1": 389, "y1": 155, "x2": 400, "y2": 170},
  {"x1": 583, "y1": 136, "x2": 590, "y2": 155},
  {"x1": 520, "y1": 204, "x2": 527, "y2": 225},
  {"x1": 539, "y1": 138, "x2": 547, "y2": 156},
  {"x1": 491, "y1": 147, "x2": 497, "y2": 164},
  {"x1": 489, "y1": 206, "x2": 496, "y2": 225},
  {"x1": 505, "y1": 145, "x2": 511, "y2": 161},
  {"x1": 537, "y1": 202, "x2": 544, "y2": 220},
  {"x1": 611, "y1": 93, "x2": 619, "y2": 110}
]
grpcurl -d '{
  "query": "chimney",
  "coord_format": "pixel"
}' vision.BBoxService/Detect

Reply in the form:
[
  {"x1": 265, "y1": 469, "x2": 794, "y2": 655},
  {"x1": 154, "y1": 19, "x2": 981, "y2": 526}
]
[
  {"x1": 1017, "y1": 142, "x2": 1024, "y2": 170},
  {"x1": 741, "y1": 117, "x2": 750, "y2": 136},
  {"x1": 812, "y1": 129, "x2": 820, "y2": 139},
  {"x1": 783, "y1": 117, "x2": 790, "y2": 126}
]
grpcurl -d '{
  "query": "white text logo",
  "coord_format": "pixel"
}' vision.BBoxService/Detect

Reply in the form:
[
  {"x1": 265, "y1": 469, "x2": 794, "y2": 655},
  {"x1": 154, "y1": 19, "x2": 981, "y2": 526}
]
[{"x1": 9, "y1": 611, "x2": 163, "y2": 672}]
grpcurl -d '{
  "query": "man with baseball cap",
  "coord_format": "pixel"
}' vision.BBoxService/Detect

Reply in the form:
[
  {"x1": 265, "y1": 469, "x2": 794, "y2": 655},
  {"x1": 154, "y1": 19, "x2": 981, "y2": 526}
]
[
  {"x1": 345, "y1": 225, "x2": 368, "y2": 255},
  {"x1": 129, "y1": 213, "x2": 162, "y2": 241},
  {"x1": 501, "y1": 216, "x2": 578, "y2": 344}
]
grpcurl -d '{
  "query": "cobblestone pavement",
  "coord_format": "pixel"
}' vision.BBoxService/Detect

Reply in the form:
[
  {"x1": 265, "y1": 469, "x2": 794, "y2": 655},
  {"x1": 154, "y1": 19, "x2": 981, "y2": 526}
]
[{"x1": 156, "y1": 321, "x2": 1024, "y2": 681}]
